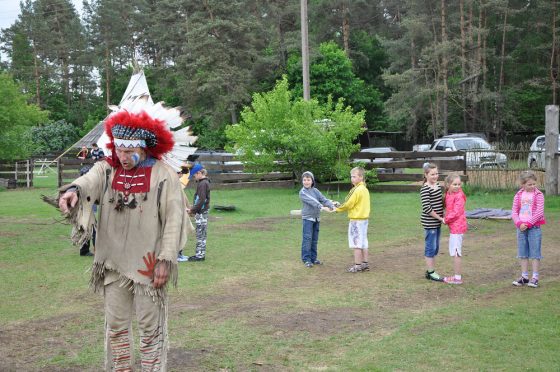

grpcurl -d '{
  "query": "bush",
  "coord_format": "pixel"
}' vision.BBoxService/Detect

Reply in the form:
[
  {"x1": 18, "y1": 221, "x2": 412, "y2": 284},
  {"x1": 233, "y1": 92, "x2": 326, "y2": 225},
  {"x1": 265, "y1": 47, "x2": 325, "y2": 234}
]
[{"x1": 225, "y1": 77, "x2": 365, "y2": 182}]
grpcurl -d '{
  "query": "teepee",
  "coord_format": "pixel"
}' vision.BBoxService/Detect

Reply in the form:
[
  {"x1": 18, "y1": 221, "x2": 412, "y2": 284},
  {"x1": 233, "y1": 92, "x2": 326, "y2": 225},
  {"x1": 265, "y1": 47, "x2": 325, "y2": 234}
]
[{"x1": 69, "y1": 69, "x2": 197, "y2": 171}]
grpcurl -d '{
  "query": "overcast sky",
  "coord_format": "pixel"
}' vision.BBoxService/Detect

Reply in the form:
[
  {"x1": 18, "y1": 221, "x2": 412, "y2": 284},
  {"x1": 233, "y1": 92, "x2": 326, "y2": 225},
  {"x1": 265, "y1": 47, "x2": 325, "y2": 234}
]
[{"x1": 0, "y1": 0, "x2": 83, "y2": 30}]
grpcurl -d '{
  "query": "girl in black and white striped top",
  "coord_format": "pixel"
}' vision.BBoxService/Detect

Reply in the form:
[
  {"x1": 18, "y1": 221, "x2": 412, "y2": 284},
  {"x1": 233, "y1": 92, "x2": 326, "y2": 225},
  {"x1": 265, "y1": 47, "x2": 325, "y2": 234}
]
[{"x1": 420, "y1": 163, "x2": 445, "y2": 282}]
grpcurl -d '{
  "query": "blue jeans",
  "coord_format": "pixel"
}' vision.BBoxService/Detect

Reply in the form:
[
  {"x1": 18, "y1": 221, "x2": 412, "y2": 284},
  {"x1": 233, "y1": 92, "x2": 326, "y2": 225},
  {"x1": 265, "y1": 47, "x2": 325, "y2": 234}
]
[
  {"x1": 517, "y1": 226, "x2": 542, "y2": 259},
  {"x1": 424, "y1": 227, "x2": 441, "y2": 258},
  {"x1": 301, "y1": 219, "x2": 320, "y2": 263}
]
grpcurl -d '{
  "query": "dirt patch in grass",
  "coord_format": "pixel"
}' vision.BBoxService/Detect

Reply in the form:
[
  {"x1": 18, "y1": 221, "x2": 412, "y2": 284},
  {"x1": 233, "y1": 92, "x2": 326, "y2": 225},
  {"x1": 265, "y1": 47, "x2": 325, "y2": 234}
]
[
  {"x1": 219, "y1": 216, "x2": 293, "y2": 232},
  {"x1": 0, "y1": 231, "x2": 19, "y2": 237},
  {"x1": 0, "y1": 313, "x2": 101, "y2": 371},
  {"x1": 167, "y1": 347, "x2": 212, "y2": 372}
]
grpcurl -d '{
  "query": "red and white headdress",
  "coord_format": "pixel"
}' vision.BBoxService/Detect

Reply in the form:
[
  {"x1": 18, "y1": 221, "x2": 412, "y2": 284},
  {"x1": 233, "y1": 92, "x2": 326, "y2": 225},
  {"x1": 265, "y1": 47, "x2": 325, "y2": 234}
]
[{"x1": 103, "y1": 95, "x2": 197, "y2": 171}]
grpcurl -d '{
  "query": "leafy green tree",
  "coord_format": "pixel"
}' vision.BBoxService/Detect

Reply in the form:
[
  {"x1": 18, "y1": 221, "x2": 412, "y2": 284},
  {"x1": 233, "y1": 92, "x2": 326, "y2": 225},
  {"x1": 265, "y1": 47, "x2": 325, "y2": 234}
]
[
  {"x1": 26, "y1": 120, "x2": 80, "y2": 155},
  {"x1": 349, "y1": 31, "x2": 391, "y2": 99},
  {"x1": 287, "y1": 41, "x2": 385, "y2": 129},
  {"x1": 225, "y1": 77, "x2": 364, "y2": 182},
  {"x1": 0, "y1": 73, "x2": 49, "y2": 159}
]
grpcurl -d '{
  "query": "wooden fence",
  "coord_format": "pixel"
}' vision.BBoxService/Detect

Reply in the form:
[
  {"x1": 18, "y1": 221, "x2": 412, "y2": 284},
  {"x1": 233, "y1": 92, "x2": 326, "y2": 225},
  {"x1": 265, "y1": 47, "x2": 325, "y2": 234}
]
[
  {"x1": 186, "y1": 153, "x2": 293, "y2": 190},
  {"x1": 57, "y1": 158, "x2": 96, "y2": 187},
  {"x1": 344, "y1": 150, "x2": 467, "y2": 192},
  {"x1": 57, "y1": 154, "x2": 294, "y2": 189},
  {"x1": 0, "y1": 159, "x2": 34, "y2": 188}
]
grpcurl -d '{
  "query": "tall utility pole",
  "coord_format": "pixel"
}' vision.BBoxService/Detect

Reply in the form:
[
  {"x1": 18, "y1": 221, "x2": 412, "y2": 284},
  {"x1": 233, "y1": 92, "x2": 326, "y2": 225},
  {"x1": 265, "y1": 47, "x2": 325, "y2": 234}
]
[{"x1": 300, "y1": 0, "x2": 310, "y2": 100}]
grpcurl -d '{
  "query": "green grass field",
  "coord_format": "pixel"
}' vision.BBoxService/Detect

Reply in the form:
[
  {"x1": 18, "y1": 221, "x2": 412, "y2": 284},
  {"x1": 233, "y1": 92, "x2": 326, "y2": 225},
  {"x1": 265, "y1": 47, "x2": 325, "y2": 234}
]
[{"x1": 1, "y1": 176, "x2": 559, "y2": 371}]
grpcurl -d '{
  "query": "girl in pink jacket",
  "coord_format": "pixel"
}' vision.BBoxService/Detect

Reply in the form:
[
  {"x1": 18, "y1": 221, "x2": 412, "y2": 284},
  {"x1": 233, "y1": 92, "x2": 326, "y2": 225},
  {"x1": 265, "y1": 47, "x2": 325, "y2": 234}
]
[
  {"x1": 511, "y1": 171, "x2": 546, "y2": 288},
  {"x1": 443, "y1": 174, "x2": 467, "y2": 285}
]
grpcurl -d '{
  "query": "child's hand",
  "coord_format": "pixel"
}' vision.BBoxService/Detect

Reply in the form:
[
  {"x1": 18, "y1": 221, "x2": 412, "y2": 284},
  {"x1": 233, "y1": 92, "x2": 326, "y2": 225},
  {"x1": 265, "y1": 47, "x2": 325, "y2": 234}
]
[
  {"x1": 519, "y1": 223, "x2": 528, "y2": 231},
  {"x1": 332, "y1": 201, "x2": 340, "y2": 208}
]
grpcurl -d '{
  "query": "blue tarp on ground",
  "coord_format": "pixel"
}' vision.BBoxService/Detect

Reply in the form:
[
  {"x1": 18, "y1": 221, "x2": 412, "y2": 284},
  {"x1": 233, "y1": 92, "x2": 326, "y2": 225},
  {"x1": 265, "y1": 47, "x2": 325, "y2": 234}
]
[{"x1": 465, "y1": 208, "x2": 511, "y2": 219}]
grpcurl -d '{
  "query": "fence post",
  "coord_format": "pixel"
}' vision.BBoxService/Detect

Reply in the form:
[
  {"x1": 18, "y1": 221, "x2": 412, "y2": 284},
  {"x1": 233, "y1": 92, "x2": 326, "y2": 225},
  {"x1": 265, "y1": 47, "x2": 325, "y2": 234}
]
[
  {"x1": 26, "y1": 160, "x2": 31, "y2": 188},
  {"x1": 14, "y1": 161, "x2": 18, "y2": 186},
  {"x1": 57, "y1": 159, "x2": 62, "y2": 188},
  {"x1": 545, "y1": 105, "x2": 559, "y2": 195},
  {"x1": 30, "y1": 159, "x2": 34, "y2": 187}
]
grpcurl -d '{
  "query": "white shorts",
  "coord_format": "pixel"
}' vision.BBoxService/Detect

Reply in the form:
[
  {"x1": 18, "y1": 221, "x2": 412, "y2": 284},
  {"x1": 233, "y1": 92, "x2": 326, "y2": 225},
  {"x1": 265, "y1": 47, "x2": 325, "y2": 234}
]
[
  {"x1": 449, "y1": 234, "x2": 463, "y2": 256},
  {"x1": 348, "y1": 220, "x2": 368, "y2": 249}
]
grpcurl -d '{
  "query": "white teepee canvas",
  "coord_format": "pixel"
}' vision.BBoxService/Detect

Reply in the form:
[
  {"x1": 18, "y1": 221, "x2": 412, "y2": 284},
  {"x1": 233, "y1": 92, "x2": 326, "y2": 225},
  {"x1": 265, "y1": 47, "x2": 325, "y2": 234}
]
[
  {"x1": 69, "y1": 70, "x2": 197, "y2": 171},
  {"x1": 73, "y1": 70, "x2": 153, "y2": 152}
]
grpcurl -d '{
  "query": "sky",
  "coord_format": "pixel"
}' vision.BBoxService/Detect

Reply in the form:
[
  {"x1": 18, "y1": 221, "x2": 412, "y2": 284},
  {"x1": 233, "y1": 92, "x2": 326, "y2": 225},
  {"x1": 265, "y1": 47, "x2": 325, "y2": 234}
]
[{"x1": 0, "y1": 0, "x2": 83, "y2": 30}]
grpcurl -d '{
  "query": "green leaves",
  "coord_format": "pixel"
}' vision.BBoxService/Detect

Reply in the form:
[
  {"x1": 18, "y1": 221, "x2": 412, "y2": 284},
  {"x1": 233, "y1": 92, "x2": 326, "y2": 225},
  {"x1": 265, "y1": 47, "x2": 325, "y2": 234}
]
[
  {"x1": 287, "y1": 41, "x2": 386, "y2": 129},
  {"x1": 226, "y1": 77, "x2": 364, "y2": 182},
  {"x1": 0, "y1": 73, "x2": 49, "y2": 159}
]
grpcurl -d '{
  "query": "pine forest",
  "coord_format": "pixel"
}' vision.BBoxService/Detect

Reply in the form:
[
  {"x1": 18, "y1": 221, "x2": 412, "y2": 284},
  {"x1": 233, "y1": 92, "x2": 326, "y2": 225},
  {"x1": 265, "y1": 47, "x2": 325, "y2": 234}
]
[{"x1": 1, "y1": 0, "x2": 559, "y2": 159}]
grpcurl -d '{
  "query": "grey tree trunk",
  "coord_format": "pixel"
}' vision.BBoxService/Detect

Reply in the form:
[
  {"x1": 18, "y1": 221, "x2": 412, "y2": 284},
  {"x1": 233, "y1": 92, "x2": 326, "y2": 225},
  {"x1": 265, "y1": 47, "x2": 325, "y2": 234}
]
[{"x1": 300, "y1": 0, "x2": 310, "y2": 100}]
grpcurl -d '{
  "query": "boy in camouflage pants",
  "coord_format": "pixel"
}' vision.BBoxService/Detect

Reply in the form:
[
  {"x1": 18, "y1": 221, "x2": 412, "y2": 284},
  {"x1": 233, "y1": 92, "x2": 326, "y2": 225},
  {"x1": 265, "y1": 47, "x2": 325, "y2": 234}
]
[{"x1": 186, "y1": 164, "x2": 210, "y2": 261}]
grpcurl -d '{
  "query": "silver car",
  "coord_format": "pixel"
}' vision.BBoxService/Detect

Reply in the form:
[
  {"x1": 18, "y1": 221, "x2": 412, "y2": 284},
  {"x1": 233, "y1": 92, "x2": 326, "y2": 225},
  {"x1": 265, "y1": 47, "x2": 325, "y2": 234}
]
[
  {"x1": 528, "y1": 135, "x2": 560, "y2": 169},
  {"x1": 430, "y1": 134, "x2": 507, "y2": 168}
]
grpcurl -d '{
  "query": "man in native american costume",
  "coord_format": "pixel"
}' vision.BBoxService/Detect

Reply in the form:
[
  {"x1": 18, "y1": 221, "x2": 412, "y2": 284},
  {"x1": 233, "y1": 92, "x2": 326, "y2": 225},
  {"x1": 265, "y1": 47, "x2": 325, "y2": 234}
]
[{"x1": 57, "y1": 97, "x2": 192, "y2": 371}]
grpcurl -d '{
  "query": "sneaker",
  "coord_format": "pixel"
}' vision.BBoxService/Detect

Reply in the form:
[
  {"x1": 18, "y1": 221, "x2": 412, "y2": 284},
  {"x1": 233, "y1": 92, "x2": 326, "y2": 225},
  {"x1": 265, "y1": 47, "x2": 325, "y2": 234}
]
[
  {"x1": 360, "y1": 263, "x2": 370, "y2": 272},
  {"x1": 347, "y1": 264, "x2": 362, "y2": 273},
  {"x1": 443, "y1": 276, "x2": 463, "y2": 285},
  {"x1": 187, "y1": 255, "x2": 205, "y2": 262},
  {"x1": 512, "y1": 276, "x2": 529, "y2": 286},
  {"x1": 177, "y1": 255, "x2": 188, "y2": 262},
  {"x1": 425, "y1": 270, "x2": 444, "y2": 282},
  {"x1": 313, "y1": 260, "x2": 322, "y2": 265},
  {"x1": 305, "y1": 261, "x2": 313, "y2": 268},
  {"x1": 528, "y1": 278, "x2": 539, "y2": 288}
]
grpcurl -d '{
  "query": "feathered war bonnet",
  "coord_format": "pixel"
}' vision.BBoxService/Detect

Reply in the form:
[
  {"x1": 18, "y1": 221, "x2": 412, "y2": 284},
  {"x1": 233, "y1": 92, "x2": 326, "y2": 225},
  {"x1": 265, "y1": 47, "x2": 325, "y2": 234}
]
[{"x1": 103, "y1": 94, "x2": 198, "y2": 171}]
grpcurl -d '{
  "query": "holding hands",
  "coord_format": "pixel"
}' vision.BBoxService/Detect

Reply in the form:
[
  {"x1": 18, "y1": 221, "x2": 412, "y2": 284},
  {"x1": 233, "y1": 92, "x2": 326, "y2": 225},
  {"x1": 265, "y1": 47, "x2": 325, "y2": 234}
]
[{"x1": 321, "y1": 200, "x2": 338, "y2": 213}]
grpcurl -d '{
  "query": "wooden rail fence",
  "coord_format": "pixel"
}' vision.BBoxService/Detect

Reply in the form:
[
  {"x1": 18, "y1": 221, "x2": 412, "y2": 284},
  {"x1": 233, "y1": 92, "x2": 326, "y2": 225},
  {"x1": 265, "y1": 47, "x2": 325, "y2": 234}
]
[
  {"x1": 5, "y1": 150, "x2": 465, "y2": 193},
  {"x1": 57, "y1": 154, "x2": 294, "y2": 189},
  {"x1": 0, "y1": 159, "x2": 34, "y2": 188}
]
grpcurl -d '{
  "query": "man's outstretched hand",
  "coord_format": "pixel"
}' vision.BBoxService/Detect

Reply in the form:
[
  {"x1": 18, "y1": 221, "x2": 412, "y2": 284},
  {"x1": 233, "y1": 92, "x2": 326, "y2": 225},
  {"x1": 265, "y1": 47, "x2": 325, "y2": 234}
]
[{"x1": 59, "y1": 191, "x2": 78, "y2": 214}]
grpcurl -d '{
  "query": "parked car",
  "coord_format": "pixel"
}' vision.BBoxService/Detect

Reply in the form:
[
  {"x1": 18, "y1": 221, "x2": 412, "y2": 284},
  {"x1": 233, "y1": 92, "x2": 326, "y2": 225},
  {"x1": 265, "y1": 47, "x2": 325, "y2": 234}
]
[
  {"x1": 527, "y1": 134, "x2": 560, "y2": 169},
  {"x1": 430, "y1": 134, "x2": 507, "y2": 168},
  {"x1": 353, "y1": 147, "x2": 403, "y2": 173},
  {"x1": 413, "y1": 144, "x2": 431, "y2": 152}
]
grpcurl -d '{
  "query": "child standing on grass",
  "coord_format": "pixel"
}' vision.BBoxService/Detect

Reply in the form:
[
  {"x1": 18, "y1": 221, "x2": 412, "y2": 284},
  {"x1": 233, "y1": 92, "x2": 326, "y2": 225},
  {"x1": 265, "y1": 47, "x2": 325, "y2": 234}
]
[
  {"x1": 511, "y1": 171, "x2": 546, "y2": 288},
  {"x1": 420, "y1": 162, "x2": 445, "y2": 282},
  {"x1": 299, "y1": 171, "x2": 335, "y2": 268},
  {"x1": 442, "y1": 173, "x2": 467, "y2": 285},
  {"x1": 185, "y1": 164, "x2": 211, "y2": 262},
  {"x1": 334, "y1": 167, "x2": 370, "y2": 273}
]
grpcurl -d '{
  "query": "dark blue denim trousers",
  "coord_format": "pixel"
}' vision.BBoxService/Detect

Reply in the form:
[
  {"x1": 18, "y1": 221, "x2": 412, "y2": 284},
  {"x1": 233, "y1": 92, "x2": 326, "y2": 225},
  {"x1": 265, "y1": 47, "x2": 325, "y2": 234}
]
[{"x1": 301, "y1": 219, "x2": 320, "y2": 263}]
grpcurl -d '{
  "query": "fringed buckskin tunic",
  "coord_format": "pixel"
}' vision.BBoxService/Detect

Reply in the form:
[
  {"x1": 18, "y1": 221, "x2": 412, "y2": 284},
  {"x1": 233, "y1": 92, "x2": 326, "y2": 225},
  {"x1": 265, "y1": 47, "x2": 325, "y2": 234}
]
[{"x1": 62, "y1": 159, "x2": 188, "y2": 298}]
